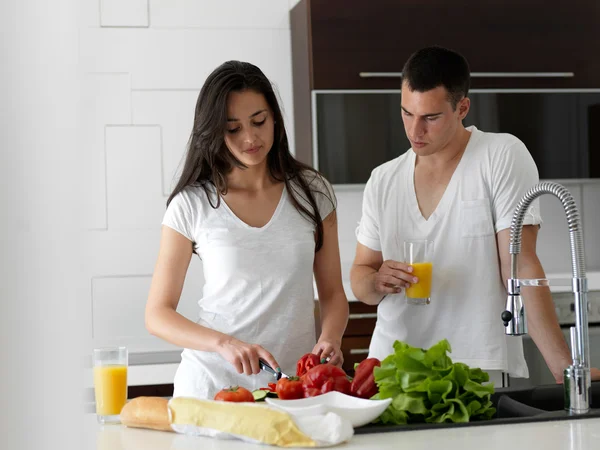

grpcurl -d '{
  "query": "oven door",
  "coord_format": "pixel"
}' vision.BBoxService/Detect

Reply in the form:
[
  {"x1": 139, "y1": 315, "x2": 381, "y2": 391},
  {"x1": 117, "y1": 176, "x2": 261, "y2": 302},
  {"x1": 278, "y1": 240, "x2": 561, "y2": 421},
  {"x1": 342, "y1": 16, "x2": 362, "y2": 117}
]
[{"x1": 512, "y1": 326, "x2": 600, "y2": 388}]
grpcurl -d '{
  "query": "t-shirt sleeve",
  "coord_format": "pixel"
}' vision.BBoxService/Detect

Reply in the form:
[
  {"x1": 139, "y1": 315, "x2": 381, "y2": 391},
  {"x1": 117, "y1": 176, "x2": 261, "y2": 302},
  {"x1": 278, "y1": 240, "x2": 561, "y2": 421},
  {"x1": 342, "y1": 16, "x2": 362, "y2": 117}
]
[
  {"x1": 356, "y1": 172, "x2": 382, "y2": 251},
  {"x1": 162, "y1": 189, "x2": 196, "y2": 242},
  {"x1": 311, "y1": 174, "x2": 337, "y2": 220},
  {"x1": 492, "y1": 139, "x2": 543, "y2": 232}
]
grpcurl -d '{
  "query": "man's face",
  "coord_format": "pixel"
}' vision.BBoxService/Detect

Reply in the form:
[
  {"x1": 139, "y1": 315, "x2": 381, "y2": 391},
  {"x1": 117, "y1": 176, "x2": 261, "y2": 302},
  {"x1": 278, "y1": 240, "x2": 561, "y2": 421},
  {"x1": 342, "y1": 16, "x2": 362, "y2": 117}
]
[{"x1": 400, "y1": 82, "x2": 470, "y2": 157}]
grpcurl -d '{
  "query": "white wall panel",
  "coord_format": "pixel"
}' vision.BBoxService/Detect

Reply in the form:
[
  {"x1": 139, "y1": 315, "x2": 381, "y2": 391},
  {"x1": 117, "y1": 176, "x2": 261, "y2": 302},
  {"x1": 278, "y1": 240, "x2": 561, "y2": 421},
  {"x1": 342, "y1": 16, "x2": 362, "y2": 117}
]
[
  {"x1": 105, "y1": 125, "x2": 165, "y2": 229},
  {"x1": 150, "y1": 0, "x2": 290, "y2": 29},
  {"x1": 81, "y1": 73, "x2": 131, "y2": 229},
  {"x1": 79, "y1": 28, "x2": 295, "y2": 153},
  {"x1": 100, "y1": 0, "x2": 149, "y2": 27},
  {"x1": 91, "y1": 257, "x2": 204, "y2": 352},
  {"x1": 132, "y1": 90, "x2": 197, "y2": 195}
]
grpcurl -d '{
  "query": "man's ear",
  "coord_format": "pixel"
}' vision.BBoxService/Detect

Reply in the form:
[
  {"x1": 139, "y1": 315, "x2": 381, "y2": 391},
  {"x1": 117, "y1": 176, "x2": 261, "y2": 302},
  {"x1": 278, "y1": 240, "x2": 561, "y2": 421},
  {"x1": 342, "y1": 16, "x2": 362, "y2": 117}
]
[{"x1": 458, "y1": 97, "x2": 470, "y2": 120}]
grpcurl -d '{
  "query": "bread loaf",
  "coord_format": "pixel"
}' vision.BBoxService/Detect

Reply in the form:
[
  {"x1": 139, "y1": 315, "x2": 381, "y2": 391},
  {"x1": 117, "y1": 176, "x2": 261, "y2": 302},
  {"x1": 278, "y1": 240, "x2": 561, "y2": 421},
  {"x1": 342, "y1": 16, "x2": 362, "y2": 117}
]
[{"x1": 120, "y1": 397, "x2": 173, "y2": 432}]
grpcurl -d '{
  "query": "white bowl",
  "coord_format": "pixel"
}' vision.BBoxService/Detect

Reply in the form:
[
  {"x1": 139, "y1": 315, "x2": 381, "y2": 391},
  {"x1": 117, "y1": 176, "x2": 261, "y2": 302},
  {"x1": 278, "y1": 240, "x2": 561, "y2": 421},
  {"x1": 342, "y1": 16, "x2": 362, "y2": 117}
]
[{"x1": 265, "y1": 391, "x2": 392, "y2": 428}]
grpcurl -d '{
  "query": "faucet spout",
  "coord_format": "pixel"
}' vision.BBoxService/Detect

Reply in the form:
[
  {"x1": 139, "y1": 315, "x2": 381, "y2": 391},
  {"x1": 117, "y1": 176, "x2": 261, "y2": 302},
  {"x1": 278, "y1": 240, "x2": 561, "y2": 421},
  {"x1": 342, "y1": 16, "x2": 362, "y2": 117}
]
[{"x1": 501, "y1": 181, "x2": 590, "y2": 414}]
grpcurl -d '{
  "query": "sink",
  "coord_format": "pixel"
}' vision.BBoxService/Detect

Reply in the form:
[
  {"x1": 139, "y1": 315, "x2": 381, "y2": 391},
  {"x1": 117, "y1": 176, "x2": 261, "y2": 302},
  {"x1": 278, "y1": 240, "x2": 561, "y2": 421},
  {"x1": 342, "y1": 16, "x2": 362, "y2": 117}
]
[
  {"x1": 493, "y1": 380, "x2": 600, "y2": 418},
  {"x1": 355, "y1": 381, "x2": 600, "y2": 434}
]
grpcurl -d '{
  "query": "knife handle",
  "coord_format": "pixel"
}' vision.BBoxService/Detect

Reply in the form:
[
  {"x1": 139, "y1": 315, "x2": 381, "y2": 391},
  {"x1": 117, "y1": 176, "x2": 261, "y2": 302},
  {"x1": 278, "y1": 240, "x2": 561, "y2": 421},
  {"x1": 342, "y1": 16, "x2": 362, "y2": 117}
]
[{"x1": 259, "y1": 358, "x2": 282, "y2": 380}]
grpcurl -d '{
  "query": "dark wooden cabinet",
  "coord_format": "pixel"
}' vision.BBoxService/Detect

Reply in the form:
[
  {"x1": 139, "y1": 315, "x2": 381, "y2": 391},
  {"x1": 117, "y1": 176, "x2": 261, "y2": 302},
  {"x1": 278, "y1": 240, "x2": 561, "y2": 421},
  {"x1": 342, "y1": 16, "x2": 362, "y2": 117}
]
[
  {"x1": 291, "y1": 0, "x2": 600, "y2": 165},
  {"x1": 342, "y1": 302, "x2": 378, "y2": 375},
  {"x1": 292, "y1": 0, "x2": 600, "y2": 90},
  {"x1": 314, "y1": 301, "x2": 378, "y2": 376}
]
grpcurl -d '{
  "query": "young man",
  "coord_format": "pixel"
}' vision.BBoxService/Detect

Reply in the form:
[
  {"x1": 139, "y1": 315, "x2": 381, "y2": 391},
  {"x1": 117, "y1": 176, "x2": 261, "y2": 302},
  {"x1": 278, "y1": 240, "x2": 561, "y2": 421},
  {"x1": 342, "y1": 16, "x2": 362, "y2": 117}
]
[{"x1": 350, "y1": 46, "x2": 599, "y2": 386}]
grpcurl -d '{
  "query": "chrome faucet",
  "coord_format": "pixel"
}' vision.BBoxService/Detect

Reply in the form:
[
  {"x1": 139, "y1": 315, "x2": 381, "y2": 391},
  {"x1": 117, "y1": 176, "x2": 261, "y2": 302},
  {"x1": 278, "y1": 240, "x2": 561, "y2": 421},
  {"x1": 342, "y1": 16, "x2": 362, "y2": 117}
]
[{"x1": 501, "y1": 181, "x2": 591, "y2": 415}]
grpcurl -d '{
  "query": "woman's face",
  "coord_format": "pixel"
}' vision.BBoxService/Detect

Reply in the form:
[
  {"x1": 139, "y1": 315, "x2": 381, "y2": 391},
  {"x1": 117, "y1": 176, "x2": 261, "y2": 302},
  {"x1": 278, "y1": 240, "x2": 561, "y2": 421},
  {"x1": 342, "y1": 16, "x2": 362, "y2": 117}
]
[{"x1": 224, "y1": 89, "x2": 275, "y2": 168}]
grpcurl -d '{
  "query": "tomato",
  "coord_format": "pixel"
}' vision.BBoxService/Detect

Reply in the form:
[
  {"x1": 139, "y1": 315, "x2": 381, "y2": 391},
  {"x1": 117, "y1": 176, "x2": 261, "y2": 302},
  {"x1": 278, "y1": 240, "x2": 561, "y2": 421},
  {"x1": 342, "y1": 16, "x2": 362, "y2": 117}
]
[
  {"x1": 276, "y1": 376, "x2": 304, "y2": 400},
  {"x1": 302, "y1": 364, "x2": 351, "y2": 397},
  {"x1": 350, "y1": 358, "x2": 381, "y2": 399},
  {"x1": 296, "y1": 353, "x2": 321, "y2": 377},
  {"x1": 213, "y1": 386, "x2": 255, "y2": 402}
]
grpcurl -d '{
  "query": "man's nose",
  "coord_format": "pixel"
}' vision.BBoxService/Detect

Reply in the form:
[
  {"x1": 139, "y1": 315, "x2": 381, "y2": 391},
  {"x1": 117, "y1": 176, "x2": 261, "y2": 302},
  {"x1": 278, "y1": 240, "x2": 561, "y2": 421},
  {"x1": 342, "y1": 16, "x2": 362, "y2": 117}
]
[{"x1": 410, "y1": 119, "x2": 425, "y2": 138}]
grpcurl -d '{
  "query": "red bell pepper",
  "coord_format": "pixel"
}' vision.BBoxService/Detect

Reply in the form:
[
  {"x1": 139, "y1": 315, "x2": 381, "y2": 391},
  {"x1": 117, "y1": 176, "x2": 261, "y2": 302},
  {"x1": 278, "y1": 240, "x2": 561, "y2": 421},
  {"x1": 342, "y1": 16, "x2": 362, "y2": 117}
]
[
  {"x1": 350, "y1": 358, "x2": 381, "y2": 399},
  {"x1": 296, "y1": 353, "x2": 321, "y2": 377},
  {"x1": 302, "y1": 364, "x2": 351, "y2": 397}
]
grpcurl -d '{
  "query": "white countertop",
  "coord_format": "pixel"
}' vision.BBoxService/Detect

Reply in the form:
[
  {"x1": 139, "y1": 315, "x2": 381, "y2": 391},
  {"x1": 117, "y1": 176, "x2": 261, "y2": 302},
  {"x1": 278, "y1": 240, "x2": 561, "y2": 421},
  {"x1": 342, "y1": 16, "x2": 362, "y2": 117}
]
[{"x1": 88, "y1": 414, "x2": 600, "y2": 450}]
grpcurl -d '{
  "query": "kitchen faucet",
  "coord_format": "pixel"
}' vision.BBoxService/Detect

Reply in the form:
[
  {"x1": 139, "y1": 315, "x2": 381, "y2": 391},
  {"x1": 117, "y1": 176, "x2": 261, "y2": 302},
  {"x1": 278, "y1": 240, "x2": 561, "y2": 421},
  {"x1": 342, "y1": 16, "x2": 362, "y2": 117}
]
[{"x1": 500, "y1": 182, "x2": 591, "y2": 415}]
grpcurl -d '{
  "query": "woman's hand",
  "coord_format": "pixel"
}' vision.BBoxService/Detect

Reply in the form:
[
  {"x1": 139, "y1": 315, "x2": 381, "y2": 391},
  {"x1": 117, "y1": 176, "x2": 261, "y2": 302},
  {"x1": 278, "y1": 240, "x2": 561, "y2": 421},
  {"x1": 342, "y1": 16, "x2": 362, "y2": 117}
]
[
  {"x1": 312, "y1": 337, "x2": 343, "y2": 367},
  {"x1": 216, "y1": 337, "x2": 280, "y2": 376}
]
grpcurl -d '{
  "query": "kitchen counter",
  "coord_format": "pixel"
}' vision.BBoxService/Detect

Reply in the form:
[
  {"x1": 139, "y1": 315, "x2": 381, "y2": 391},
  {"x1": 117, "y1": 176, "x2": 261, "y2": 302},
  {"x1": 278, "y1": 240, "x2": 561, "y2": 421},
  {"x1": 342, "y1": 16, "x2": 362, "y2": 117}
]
[{"x1": 88, "y1": 414, "x2": 600, "y2": 450}]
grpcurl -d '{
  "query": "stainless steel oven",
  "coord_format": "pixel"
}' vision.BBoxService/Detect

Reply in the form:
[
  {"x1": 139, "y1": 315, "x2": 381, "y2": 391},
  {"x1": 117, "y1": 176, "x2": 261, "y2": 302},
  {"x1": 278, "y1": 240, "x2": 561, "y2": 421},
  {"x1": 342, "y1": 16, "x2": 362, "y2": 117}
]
[{"x1": 511, "y1": 289, "x2": 600, "y2": 388}]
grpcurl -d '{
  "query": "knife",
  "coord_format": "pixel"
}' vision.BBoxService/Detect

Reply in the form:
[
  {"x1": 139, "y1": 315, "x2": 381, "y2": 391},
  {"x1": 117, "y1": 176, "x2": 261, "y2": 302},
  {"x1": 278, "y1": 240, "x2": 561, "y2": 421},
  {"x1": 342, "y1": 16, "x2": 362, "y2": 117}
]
[{"x1": 258, "y1": 359, "x2": 289, "y2": 381}]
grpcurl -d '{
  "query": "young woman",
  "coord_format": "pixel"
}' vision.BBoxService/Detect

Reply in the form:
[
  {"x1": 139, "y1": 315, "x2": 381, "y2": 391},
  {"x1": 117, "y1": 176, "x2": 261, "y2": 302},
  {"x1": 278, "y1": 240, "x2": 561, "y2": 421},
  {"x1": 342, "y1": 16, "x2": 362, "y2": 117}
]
[{"x1": 145, "y1": 61, "x2": 349, "y2": 399}]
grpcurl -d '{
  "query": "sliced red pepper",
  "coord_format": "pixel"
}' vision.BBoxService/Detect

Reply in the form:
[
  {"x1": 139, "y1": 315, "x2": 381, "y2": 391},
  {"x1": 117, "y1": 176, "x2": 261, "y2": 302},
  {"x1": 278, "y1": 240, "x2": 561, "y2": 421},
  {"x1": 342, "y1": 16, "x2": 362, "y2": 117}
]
[
  {"x1": 296, "y1": 353, "x2": 321, "y2": 377},
  {"x1": 302, "y1": 363, "x2": 351, "y2": 397}
]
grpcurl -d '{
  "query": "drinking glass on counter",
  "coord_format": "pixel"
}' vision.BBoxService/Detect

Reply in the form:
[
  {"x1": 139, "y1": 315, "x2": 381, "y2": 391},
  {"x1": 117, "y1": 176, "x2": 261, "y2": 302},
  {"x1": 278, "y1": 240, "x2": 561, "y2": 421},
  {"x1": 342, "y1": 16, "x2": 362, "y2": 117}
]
[
  {"x1": 93, "y1": 347, "x2": 128, "y2": 424},
  {"x1": 404, "y1": 240, "x2": 434, "y2": 305}
]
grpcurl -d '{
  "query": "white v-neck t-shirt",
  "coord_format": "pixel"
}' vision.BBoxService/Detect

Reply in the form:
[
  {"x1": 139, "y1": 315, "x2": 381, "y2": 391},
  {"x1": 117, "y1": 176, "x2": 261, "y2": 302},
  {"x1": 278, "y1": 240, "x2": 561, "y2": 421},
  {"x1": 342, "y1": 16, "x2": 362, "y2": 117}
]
[
  {"x1": 162, "y1": 174, "x2": 335, "y2": 399},
  {"x1": 356, "y1": 126, "x2": 542, "y2": 378}
]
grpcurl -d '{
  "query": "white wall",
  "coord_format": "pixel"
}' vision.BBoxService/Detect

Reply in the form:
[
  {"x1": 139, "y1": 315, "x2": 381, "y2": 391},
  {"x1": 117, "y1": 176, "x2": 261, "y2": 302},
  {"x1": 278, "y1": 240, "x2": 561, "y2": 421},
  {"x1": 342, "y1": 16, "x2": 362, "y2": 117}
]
[
  {"x1": 81, "y1": 0, "x2": 600, "y2": 356},
  {"x1": 81, "y1": 0, "x2": 299, "y2": 354},
  {"x1": 2, "y1": 1, "x2": 84, "y2": 448}
]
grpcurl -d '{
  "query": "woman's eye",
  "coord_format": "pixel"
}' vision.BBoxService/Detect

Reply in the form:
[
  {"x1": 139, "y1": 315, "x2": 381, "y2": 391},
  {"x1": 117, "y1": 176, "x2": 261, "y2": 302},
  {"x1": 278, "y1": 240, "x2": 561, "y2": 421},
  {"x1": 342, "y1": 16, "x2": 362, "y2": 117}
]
[
  {"x1": 254, "y1": 119, "x2": 266, "y2": 126},
  {"x1": 226, "y1": 128, "x2": 239, "y2": 134}
]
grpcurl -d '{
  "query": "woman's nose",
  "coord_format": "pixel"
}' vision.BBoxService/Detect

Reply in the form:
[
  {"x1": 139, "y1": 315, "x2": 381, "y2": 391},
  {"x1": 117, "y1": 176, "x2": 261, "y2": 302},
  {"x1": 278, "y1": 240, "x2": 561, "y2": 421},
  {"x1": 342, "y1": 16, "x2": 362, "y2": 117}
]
[{"x1": 241, "y1": 127, "x2": 256, "y2": 144}]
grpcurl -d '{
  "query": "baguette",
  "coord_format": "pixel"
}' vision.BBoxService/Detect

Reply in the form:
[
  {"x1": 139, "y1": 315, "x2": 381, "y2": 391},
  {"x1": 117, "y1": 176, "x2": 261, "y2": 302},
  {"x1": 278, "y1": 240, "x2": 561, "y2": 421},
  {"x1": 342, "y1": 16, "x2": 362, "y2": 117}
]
[{"x1": 120, "y1": 397, "x2": 173, "y2": 432}]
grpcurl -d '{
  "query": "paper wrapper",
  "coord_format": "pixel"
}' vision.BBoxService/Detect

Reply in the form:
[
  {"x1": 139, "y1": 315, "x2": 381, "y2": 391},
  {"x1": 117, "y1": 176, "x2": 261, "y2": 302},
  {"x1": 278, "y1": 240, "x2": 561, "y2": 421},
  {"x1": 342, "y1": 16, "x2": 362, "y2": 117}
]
[{"x1": 168, "y1": 397, "x2": 354, "y2": 448}]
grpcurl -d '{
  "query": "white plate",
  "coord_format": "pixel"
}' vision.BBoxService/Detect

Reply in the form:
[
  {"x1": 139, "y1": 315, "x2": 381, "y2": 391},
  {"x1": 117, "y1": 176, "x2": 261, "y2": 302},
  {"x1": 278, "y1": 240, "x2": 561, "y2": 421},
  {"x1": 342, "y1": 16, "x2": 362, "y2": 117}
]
[{"x1": 265, "y1": 391, "x2": 392, "y2": 428}]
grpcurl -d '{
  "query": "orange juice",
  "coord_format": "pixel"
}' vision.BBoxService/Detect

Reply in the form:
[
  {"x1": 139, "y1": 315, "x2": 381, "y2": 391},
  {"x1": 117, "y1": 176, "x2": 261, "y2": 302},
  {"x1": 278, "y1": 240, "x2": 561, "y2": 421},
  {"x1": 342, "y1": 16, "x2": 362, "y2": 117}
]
[
  {"x1": 406, "y1": 262, "x2": 433, "y2": 298},
  {"x1": 94, "y1": 365, "x2": 128, "y2": 416}
]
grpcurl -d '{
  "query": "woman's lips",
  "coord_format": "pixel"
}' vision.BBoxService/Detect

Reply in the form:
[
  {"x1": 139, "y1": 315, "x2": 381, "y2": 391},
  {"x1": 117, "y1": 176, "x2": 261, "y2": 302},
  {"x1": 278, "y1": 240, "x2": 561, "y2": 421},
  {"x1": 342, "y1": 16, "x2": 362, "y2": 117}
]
[{"x1": 245, "y1": 146, "x2": 261, "y2": 154}]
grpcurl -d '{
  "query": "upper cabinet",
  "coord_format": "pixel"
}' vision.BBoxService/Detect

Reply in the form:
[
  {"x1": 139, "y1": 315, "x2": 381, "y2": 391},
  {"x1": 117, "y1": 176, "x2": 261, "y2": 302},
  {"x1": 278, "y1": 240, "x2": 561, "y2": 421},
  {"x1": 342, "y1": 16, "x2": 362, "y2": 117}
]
[
  {"x1": 291, "y1": 0, "x2": 600, "y2": 91},
  {"x1": 290, "y1": 0, "x2": 600, "y2": 171}
]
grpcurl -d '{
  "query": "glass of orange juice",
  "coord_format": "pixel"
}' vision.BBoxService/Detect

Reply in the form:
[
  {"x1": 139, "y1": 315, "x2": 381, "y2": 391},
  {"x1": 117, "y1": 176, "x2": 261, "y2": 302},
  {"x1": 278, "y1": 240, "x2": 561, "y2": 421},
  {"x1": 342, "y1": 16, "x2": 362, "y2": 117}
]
[
  {"x1": 93, "y1": 347, "x2": 128, "y2": 424},
  {"x1": 404, "y1": 240, "x2": 434, "y2": 305}
]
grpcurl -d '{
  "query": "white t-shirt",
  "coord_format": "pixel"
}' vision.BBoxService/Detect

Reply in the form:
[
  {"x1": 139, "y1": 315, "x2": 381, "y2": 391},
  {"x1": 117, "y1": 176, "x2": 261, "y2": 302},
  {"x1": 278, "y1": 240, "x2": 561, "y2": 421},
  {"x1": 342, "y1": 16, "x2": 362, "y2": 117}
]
[
  {"x1": 356, "y1": 126, "x2": 542, "y2": 378},
  {"x1": 162, "y1": 172, "x2": 335, "y2": 399}
]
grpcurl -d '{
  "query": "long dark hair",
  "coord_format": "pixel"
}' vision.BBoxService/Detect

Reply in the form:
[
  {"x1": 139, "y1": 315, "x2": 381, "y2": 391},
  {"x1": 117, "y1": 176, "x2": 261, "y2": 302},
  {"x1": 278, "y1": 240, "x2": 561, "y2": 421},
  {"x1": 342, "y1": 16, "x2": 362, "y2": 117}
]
[{"x1": 167, "y1": 60, "x2": 334, "y2": 251}]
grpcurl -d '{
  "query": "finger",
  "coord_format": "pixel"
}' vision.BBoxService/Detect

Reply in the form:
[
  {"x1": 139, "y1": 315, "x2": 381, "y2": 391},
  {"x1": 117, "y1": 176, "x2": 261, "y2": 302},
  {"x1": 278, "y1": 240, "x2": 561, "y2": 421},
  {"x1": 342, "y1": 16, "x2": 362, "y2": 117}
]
[
  {"x1": 383, "y1": 282, "x2": 408, "y2": 291},
  {"x1": 230, "y1": 357, "x2": 244, "y2": 375},
  {"x1": 257, "y1": 347, "x2": 280, "y2": 375},
  {"x1": 328, "y1": 350, "x2": 344, "y2": 367},
  {"x1": 318, "y1": 345, "x2": 335, "y2": 363},
  {"x1": 386, "y1": 260, "x2": 414, "y2": 273},
  {"x1": 376, "y1": 283, "x2": 401, "y2": 294},
  {"x1": 248, "y1": 348, "x2": 260, "y2": 375},
  {"x1": 379, "y1": 271, "x2": 416, "y2": 286},
  {"x1": 241, "y1": 355, "x2": 254, "y2": 376},
  {"x1": 311, "y1": 344, "x2": 323, "y2": 358}
]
